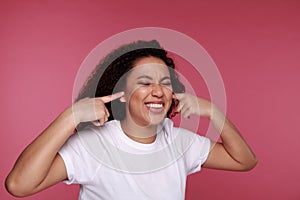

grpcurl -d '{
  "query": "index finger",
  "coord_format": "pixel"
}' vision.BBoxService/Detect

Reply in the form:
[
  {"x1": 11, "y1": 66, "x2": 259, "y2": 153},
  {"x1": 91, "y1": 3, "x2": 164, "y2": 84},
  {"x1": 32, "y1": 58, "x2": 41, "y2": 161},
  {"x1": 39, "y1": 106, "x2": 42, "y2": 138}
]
[{"x1": 99, "y1": 91, "x2": 124, "y2": 103}]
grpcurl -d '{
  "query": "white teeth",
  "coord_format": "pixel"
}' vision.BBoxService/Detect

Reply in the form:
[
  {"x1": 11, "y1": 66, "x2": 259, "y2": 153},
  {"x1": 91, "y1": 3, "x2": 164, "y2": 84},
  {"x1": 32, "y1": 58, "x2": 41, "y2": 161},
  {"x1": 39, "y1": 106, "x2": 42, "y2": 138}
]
[{"x1": 146, "y1": 103, "x2": 163, "y2": 108}]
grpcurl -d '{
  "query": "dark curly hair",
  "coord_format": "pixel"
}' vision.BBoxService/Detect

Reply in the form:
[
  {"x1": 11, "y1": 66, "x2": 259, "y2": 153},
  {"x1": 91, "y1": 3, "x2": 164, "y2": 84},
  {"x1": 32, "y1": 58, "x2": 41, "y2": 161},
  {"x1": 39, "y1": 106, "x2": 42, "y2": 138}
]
[{"x1": 76, "y1": 40, "x2": 185, "y2": 130}]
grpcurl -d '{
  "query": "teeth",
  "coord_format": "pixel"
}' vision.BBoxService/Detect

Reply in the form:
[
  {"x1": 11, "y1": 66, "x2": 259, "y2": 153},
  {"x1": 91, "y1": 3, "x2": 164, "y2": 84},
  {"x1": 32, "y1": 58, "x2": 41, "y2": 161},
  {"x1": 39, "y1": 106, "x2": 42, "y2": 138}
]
[{"x1": 146, "y1": 103, "x2": 163, "y2": 108}]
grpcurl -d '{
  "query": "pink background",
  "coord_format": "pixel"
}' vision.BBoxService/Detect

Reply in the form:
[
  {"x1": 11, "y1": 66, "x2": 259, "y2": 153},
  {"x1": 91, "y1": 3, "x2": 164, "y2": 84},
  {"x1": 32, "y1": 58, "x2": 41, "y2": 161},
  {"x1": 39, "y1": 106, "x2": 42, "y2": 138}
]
[{"x1": 1, "y1": 0, "x2": 300, "y2": 199}]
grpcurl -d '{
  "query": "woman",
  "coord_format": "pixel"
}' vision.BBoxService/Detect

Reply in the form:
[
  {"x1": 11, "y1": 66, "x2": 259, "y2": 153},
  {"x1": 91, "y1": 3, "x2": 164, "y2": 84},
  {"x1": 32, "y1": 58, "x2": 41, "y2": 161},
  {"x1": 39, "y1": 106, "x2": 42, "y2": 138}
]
[{"x1": 5, "y1": 40, "x2": 257, "y2": 199}]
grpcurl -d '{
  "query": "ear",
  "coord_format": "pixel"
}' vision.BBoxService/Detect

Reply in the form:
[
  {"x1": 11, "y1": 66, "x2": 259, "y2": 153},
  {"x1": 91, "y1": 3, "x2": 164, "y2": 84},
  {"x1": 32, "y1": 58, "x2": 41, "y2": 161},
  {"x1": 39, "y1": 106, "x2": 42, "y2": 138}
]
[{"x1": 120, "y1": 96, "x2": 126, "y2": 102}]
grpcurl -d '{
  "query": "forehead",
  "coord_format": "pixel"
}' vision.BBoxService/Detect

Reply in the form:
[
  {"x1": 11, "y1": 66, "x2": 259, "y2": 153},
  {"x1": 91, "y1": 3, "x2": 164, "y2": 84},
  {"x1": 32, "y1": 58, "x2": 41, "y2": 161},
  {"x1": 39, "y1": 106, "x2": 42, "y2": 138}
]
[
  {"x1": 129, "y1": 57, "x2": 170, "y2": 78},
  {"x1": 134, "y1": 56, "x2": 166, "y2": 66}
]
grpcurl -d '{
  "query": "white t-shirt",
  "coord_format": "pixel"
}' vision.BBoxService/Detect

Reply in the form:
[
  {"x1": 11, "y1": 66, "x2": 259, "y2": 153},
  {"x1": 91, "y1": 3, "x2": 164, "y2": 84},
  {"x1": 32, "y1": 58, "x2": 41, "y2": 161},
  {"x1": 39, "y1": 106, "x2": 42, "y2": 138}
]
[{"x1": 59, "y1": 118, "x2": 210, "y2": 200}]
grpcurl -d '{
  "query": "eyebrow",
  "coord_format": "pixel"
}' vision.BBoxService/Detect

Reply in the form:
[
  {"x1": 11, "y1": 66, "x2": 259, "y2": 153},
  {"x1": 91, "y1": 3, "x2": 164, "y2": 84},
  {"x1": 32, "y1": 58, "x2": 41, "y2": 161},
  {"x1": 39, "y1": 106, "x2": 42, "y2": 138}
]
[
  {"x1": 137, "y1": 75, "x2": 171, "y2": 81},
  {"x1": 137, "y1": 75, "x2": 153, "y2": 80}
]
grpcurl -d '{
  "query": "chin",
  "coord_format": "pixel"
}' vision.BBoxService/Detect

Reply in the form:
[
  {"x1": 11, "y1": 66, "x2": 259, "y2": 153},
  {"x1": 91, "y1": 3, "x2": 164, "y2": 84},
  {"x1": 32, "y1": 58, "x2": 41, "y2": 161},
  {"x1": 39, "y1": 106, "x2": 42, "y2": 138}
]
[
  {"x1": 131, "y1": 116, "x2": 165, "y2": 127},
  {"x1": 148, "y1": 114, "x2": 166, "y2": 125}
]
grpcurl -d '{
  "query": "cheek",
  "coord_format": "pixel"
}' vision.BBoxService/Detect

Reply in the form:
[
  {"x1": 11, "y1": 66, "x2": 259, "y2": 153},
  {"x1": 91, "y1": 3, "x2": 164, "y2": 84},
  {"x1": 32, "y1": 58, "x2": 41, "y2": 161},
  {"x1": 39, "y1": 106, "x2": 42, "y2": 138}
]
[
  {"x1": 163, "y1": 87, "x2": 173, "y2": 100},
  {"x1": 127, "y1": 87, "x2": 149, "y2": 104}
]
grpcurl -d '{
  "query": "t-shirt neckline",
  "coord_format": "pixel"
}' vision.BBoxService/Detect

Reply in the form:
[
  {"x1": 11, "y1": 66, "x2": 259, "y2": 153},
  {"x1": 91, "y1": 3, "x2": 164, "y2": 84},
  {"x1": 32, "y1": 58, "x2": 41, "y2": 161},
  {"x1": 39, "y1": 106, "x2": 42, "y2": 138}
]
[{"x1": 114, "y1": 120, "x2": 163, "y2": 151}]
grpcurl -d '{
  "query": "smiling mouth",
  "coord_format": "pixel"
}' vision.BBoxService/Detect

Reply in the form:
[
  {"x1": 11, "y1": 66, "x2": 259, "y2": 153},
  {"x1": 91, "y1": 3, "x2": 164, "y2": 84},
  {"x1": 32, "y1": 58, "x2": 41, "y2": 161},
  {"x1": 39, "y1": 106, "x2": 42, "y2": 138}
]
[
  {"x1": 145, "y1": 102, "x2": 165, "y2": 114},
  {"x1": 145, "y1": 103, "x2": 163, "y2": 109}
]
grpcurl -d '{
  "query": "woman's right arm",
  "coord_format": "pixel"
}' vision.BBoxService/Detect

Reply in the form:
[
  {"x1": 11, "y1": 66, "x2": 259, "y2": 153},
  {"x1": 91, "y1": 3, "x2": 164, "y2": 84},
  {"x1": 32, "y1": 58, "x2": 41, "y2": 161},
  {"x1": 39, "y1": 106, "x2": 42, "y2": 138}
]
[
  {"x1": 5, "y1": 92, "x2": 124, "y2": 197},
  {"x1": 5, "y1": 107, "x2": 75, "y2": 197}
]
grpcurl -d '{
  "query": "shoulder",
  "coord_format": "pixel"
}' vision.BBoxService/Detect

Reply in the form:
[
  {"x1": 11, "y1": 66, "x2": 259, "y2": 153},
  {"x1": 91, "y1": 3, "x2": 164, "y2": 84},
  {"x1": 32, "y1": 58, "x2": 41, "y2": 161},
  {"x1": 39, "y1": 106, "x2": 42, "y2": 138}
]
[
  {"x1": 77, "y1": 120, "x2": 118, "y2": 138},
  {"x1": 163, "y1": 118, "x2": 198, "y2": 138},
  {"x1": 163, "y1": 118, "x2": 210, "y2": 148},
  {"x1": 64, "y1": 120, "x2": 119, "y2": 150}
]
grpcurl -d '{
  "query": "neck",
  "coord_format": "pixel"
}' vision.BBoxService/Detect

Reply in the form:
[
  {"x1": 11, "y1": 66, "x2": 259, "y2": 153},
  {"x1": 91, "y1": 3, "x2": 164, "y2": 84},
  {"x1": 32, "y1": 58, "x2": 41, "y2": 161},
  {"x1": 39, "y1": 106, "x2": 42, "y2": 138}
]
[{"x1": 120, "y1": 117, "x2": 158, "y2": 144}]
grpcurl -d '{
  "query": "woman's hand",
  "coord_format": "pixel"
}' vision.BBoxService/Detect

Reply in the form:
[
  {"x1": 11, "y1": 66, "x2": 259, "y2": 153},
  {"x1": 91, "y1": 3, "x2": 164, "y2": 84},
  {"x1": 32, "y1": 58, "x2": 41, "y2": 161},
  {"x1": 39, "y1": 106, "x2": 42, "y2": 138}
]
[
  {"x1": 174, "y1": 93, "x2": 212, "y2": 119},
  {"x1": 5, "y1": 91, "x2": 125, "y2": 197},
  {"x1": 174, "y1": 92, "x2": 257, "y2": 171},
  {"x1": 73, "y1": 91, "x2": 124, "y2": 126}
]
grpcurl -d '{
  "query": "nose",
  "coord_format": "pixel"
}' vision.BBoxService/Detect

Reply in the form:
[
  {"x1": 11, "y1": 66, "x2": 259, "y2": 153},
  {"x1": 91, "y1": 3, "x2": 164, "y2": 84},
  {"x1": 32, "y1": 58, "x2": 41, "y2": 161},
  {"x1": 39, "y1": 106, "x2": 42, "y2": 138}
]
[{"x1": 151, "y1": 84, "x2": 164, "y2": 97}]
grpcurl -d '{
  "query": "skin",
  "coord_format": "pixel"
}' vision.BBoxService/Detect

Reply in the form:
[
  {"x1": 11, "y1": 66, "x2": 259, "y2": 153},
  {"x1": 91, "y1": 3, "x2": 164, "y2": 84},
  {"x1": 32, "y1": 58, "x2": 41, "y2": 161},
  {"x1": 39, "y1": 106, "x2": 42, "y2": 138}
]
[
  {"x1": 5, "y1": 56, "x2": 257, "y2": 197},
  {"x1": 120, "y1": 57, "x2": 174, "y2": 142}
]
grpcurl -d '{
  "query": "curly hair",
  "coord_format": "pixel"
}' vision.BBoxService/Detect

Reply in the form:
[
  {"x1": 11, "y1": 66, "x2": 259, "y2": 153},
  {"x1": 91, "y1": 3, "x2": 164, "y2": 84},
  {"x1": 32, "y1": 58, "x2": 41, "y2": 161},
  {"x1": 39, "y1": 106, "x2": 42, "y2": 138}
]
[{"x1": 76, "y1": 40, "x2": 185, "y2": 130}]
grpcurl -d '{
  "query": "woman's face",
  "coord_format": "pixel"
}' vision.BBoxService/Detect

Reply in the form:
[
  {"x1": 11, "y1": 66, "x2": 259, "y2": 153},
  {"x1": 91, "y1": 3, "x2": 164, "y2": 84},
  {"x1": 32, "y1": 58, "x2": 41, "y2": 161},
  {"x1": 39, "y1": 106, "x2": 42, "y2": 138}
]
[{"x1": 123, "y1": 56, "x2": 174, "y2": 127}]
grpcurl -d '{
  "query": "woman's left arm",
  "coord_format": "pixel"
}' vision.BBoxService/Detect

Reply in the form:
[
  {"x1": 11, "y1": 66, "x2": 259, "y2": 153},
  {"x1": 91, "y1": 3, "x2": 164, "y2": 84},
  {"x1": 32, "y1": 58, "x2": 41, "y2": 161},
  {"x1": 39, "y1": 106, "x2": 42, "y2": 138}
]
[{"x1": 175, "y1": 93, "x2": 257, "y2": 171}]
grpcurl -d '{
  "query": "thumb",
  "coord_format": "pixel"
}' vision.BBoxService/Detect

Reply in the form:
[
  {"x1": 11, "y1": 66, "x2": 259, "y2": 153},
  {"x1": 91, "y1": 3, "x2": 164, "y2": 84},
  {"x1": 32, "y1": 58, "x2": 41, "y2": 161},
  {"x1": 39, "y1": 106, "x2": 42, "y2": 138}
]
[{"x1": 99, "y1": 91, "x2": 124, "y2": 103}]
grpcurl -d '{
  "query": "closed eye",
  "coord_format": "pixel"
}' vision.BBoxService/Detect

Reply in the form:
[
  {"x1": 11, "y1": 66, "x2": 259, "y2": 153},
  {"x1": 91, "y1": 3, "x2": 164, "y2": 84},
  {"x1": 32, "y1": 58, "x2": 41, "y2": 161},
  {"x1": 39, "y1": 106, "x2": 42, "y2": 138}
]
[
  {"x1": 137, "y1": 82, "x2": 151, "y2": 86},
  {"x1": 161, "y1": 82, "x2": 171, "y2": 86}
]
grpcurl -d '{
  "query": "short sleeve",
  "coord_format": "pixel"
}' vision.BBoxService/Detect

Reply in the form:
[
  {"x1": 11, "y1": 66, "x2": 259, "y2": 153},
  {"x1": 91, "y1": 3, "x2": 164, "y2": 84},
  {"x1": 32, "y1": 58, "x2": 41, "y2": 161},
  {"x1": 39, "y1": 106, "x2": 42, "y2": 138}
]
[
  {"x1": 184, "y1": 134, "x2": 211, "y2": 175},
  {"x1": 58, "y1": 133, "x2": 100, "y2": 185}
]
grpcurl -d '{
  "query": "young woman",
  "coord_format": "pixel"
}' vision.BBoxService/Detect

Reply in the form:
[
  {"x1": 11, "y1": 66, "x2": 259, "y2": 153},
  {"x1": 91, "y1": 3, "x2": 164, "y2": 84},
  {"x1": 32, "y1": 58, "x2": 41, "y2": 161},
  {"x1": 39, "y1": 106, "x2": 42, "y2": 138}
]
[{"x1": 5, "y1": 40, "x2": 257, "y2": 199}]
